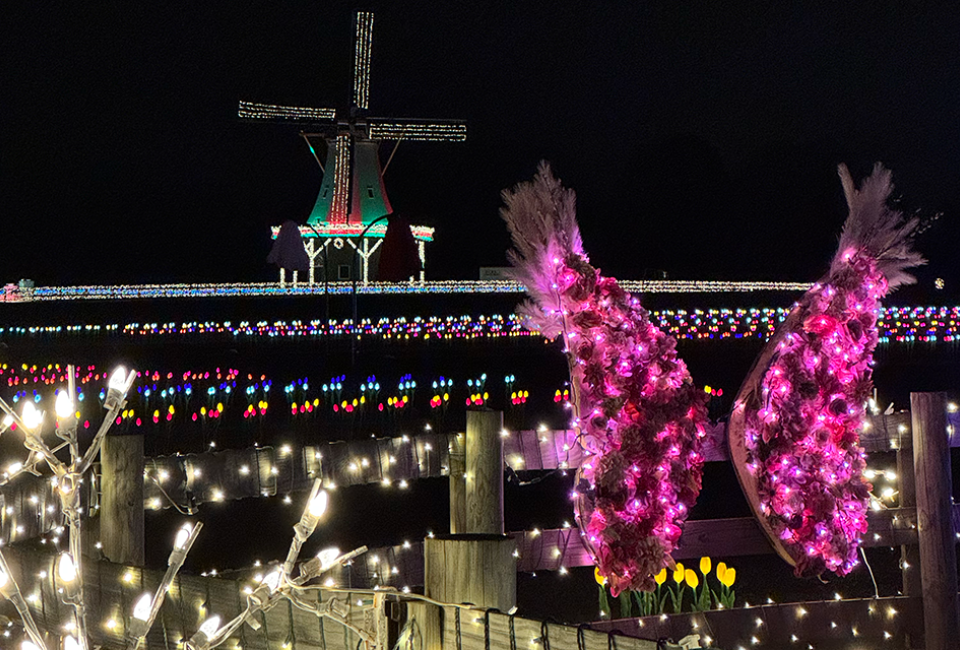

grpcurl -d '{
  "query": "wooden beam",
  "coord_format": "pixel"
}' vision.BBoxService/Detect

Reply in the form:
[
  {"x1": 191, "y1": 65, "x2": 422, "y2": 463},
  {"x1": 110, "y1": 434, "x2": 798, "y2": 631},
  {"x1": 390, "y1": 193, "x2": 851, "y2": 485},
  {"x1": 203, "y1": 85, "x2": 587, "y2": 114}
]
[
  {"x1": 465, "y1": 410, "x2": 504, "y2": 534},
  {"x1": 101, "y1": 433, "x2": 144, "y2": 566},
  {"x1": 449, "y1": 432, "x2": 466, "y2": 534},
  {"x1": 911, "y1": 392, "x2": 959, "y2": 650}
]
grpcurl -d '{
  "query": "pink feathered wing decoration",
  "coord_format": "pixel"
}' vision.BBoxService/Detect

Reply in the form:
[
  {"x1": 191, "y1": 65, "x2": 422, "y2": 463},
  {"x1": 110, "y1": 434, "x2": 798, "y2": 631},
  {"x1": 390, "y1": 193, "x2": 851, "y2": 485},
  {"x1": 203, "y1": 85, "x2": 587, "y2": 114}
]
[
  {"x1": 501, "y1": 163, "x2": 708, "y2": 595},
  {"x1": 728, "y1": 163, "x2": 924, "y2": 577}
]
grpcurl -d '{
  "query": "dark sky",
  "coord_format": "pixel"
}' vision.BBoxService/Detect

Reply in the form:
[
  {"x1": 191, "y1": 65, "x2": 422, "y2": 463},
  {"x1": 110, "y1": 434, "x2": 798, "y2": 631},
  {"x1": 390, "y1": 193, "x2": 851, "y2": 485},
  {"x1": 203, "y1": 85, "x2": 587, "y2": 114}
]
[{"x1": 2, "y1": 1, "x2": 958, "y2": 293}]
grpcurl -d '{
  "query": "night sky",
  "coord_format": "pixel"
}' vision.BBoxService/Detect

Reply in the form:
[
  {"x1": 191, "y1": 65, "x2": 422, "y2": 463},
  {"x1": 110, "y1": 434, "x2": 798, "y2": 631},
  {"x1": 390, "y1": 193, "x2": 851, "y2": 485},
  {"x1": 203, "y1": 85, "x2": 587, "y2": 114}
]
[{"x1": 2, "y1": 1, "x2": 958, "y2": 293}]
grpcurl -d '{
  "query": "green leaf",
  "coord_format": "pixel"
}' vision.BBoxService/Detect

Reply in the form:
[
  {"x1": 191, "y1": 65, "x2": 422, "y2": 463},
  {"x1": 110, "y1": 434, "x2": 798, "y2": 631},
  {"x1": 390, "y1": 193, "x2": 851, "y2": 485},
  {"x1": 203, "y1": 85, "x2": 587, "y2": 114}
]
[
  {"x1": 599, "y1": 586, "x2": 611, "y2": 619},
  {"x1": 618, "y1": 591, "x2": 633, "y2": 618}
]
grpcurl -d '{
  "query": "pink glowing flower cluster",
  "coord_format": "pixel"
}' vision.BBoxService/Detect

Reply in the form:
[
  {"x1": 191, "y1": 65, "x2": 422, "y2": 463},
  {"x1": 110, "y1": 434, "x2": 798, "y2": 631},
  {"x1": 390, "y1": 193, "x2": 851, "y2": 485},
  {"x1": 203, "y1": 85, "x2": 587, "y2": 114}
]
[
  {"x1": 742, "y1": 164, "x2": 923, "y2": 577},
  {"x1": 501, "y1": 163, "x2": 707, "y2": 595}
]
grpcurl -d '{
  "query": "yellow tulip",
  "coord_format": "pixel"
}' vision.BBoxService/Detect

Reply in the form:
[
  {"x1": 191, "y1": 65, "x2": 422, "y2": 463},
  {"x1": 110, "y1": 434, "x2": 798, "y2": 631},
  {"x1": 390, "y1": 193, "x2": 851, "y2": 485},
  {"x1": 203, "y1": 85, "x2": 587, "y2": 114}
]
[
  {"x1": 673, "y1": 563, "x2": 685, "y2": 584},
  {"x1": 716, "y1": 562, "x2": 727, "y2": 583},
  {"x1": 654, "y1": 568, "x2": 667, "y2": 586},
  {"x1": 594, "y1": 567, "x2": 607, "y2": 586},
  {"x1": 700, "y1": 556, "x2": 712, "y2": 576},
  {"x1": 722, "y1": 567, "x2": 736, "y2": 588},
  {"x1": 684, "y1": 569, "x2": 699, "y2": 589}
]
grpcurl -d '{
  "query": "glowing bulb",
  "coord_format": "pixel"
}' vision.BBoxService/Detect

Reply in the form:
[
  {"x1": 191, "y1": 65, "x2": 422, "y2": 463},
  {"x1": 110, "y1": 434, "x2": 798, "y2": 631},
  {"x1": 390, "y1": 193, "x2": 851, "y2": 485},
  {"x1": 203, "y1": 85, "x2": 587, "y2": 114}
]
[
  {"x1": 262, "y1": 569, "x2": 282, "y2": 592},
  {"x1": 55, "y1": 391, "x2": 74, "y2": 419},
  {"x1": 133, "y1": 592, "x2": 153, "y2": 621},
  {"x1": 22, "y1": 642, "x2": 42, "y2": 650},
  {"x1": 108, "y1": 366, "x2": 128, "y2": 391},
  {"x1": 308, "y1": 490, "x2": 328, "y2": 518},
  {"x1": 57, "y1": 553, "x2": 77, "y2": 584},
  {"x1": 317, "y1": 547, "x2": 341, "y2": 568},
  {"x1": 174, "y1": 523, "x2": 193, "y2": 550},
  {"x1": 21, "y1": 402, "x2": 42, "y2": 430},
  {"x1": 62, "y1": 636, "x2": 82, "y2": 650},
  {"x1": 198, "y1": 615, "x2": 221, "y2": 637}
]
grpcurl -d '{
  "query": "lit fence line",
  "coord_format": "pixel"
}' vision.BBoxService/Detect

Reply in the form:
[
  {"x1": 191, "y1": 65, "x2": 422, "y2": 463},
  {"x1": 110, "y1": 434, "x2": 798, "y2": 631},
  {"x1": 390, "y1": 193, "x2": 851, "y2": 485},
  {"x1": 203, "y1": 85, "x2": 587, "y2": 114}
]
[
  {"x1": 3, "y1": 410, "x2": 955, "y2": 551},
  {"x1": 6, "y1": 279, "x2": 817, "y2": 302},
  {"x1": 1, "y1": 544, "x2": 671, "y2": 650}
]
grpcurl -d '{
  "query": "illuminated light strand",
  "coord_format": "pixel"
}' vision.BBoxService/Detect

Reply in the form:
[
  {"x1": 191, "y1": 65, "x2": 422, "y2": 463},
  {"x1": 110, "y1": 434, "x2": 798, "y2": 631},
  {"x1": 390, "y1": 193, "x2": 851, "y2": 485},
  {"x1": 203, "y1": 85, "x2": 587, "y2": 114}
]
[
  {"x1": 6, "y1": 280, "x2": 874, "y2": 302},
  {"x1": 0, "y1": 305, "x2": 955, "y2": 342},
  {"x1": 270, "y1": 223, "x2": 435, "y2": 242},
  {"x1": 330, "y1": 133, "x2": 351, "y2": 224},
  {"x1": 368, "y1": 120, "x2": 468, "y2": 142},
  {"x1": 237, "y1": 100, "x2": 335, "y2": 121},
  {"x1": 352, "y1": 12, "x2": 374, "y2": 110}
]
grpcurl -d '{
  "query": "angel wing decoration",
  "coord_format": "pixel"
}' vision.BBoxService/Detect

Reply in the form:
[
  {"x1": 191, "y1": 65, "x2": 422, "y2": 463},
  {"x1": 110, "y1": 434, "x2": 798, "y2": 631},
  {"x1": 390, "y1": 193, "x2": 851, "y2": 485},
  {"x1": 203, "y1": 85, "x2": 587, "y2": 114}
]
[
  {"x1": 501, "y1": 163, "x2": 708, "y2": 595},
  {"x1": 728, "y1": 163, "x2": 924, "y2": 577}
]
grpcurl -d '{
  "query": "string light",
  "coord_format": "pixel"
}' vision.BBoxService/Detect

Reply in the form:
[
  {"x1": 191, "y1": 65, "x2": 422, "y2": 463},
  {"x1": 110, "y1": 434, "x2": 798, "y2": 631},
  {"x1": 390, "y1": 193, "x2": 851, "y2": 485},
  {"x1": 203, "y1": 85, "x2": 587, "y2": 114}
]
[{"x1": 237, "y1": 101, "x2": 335, "y2": 122}]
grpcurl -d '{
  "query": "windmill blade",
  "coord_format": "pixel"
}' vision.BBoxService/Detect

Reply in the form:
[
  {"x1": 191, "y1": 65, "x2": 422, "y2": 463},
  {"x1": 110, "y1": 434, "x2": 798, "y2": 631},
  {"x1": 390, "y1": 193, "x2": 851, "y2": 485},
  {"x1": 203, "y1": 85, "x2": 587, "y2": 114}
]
[
  {"x1": 352, "y1": 11, "x2": 375, "y2": 110},
  {"x1": 367, "y1": 119, "x2": 467, "y2": 142},
  {"x1": 238, "y1": 100, "x2": 335, "y2": 122}
]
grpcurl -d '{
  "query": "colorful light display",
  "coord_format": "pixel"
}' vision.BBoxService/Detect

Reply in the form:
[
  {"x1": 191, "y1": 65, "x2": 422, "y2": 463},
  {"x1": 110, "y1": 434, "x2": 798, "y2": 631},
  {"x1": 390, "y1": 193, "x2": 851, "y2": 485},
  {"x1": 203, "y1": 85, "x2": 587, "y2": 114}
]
[
  {"x1": 731, "y1": 164, "x2": 925, "y2": 577},
  {"x1": 6, "y1": 279, "x2": 821, "y2": 302},
  {"x1": 0, "y1": 305, "x2": 955, "y2": 341},
  {"x1": 501, "y1": 163, "x2": 707, "y2": 595}
]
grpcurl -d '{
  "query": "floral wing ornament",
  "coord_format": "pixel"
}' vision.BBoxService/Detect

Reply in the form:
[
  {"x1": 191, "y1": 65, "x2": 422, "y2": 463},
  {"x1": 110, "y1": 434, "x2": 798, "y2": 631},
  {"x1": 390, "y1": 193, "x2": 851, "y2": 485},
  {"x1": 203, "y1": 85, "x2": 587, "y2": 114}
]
[
  {"x1": 501, "y1": 163, "x2": 708, "y2": 595},
  {"x1": 728, "y1": 163, "x2": 924, "y2": 577}
]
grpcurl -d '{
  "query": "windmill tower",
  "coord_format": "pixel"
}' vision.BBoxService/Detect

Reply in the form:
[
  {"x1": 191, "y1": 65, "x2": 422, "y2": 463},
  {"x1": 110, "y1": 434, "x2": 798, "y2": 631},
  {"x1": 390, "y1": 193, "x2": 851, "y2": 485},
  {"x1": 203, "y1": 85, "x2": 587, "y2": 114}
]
[{"x1": 241, "y1": 11, "x2": 467, "y2": 285}]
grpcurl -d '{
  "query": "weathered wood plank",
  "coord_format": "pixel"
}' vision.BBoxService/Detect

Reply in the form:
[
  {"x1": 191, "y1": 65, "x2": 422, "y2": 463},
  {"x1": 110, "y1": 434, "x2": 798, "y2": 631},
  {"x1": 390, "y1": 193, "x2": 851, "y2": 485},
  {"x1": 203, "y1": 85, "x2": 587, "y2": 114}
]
[{"x1": 911, "y1": 392, "x2": 959, "y2": 650}]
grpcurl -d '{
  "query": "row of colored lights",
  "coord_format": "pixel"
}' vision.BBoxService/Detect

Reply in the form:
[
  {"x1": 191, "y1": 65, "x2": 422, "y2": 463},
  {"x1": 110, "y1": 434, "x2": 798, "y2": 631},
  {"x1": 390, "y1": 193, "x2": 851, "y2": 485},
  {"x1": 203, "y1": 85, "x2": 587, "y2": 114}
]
[
  {"x1": 0, "y1": 305, "x2": 956, "y2": 342},
  {"x1": 0, "y1": 364, "x2": 547, "y2": 433},
  {"x1": 7, "y1": 279, "x2": 818, "y2": 301}
]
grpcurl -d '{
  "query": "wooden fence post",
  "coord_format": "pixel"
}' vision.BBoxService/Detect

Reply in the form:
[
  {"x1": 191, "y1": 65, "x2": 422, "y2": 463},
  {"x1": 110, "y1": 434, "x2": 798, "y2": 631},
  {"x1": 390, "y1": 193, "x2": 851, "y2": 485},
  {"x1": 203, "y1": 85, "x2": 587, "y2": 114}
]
[
  {"x1": 911, "y1": 392, "x2": 958, "y2": 650},
  {"x1": 100, "y1": 433, "x2": 145, "y2": 566},
  {"x1": 896, "y1": 420, "x2": 921, "y2": 597},
  {"x1": 465, "y1": 410, "x2": 504, "y2": 535},
  {"x1": 450, "y1": 432, "x2": 467, "y2": 534},
  {"x1": 424, "y1": 409, "x2": 516, "y2": 612}
]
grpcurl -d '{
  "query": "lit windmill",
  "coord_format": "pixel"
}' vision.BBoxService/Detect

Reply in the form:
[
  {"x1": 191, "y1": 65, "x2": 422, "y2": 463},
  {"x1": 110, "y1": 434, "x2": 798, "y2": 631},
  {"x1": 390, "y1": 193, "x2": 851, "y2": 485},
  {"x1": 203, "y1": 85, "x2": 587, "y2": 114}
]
[{"x1": 241, "y1": 11, "x2": 467, "y2": 285}]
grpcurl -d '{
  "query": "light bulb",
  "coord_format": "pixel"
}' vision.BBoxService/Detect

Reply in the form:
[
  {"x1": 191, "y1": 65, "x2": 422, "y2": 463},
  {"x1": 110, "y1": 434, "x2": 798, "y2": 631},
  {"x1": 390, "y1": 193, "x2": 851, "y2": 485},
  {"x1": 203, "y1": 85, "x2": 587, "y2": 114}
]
[
  {"x1": 20, "y1": 402, "x2": 42, "y2": 430},
  {"x1": 174, "y1": 523, "x2": 193, "y2": 550},
  {"x1": 308, "y1": 490, "x2": 328, "y2": 518},
  {"x1": 198, "y1": 615, "x2": 221, "y2": 637},
  {"x1": 57, "y1": 553, "x2": 77, "y2": 584},
  {"x1": 108, "y1": 366, "x2": 128, "y2": 391},
  {"x1": 133, "y1": 592, "x2": 153, "y2": 621},
  {"x1": 63, "y1": 635, "x2": 82, "y2": 650},
  {"x1": 262, "y1": 569, "x2": 282, "y2": 592},
  {"x1": 316, "y1": 547, "x2": 341, "y2": 568},
  {"x1": 55, "y1": 391, "x2": 74, "y2": 419},
  {"x1": 1, "y1": 413, "x2": 12, "y2": 428},
  {"x1": 22, "y1": 642, "x2": 42, "y2": 650}
]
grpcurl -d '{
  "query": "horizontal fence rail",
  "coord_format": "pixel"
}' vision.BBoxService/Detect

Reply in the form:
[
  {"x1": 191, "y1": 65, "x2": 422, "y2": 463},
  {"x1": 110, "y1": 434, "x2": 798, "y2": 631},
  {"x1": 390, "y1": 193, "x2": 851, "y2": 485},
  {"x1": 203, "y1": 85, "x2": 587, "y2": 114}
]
[{"x1": 1, "y1": 410, "x2": 956, "y2": 552}]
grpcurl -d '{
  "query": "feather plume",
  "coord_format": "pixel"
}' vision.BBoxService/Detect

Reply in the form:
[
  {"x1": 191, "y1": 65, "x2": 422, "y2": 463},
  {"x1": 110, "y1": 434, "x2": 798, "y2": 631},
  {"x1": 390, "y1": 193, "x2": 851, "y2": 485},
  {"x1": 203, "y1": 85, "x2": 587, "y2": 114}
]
[
  {"x1": 834, "y1": 163, "x2": 925, "y2": 288},
  {"x1": 500, "y1": 162, "x2": 584, "y2": 336}
]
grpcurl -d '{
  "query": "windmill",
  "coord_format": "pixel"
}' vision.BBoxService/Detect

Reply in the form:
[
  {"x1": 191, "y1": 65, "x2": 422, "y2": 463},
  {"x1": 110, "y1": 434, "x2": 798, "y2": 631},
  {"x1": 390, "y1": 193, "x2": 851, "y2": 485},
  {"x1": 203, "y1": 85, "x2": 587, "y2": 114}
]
[{"x1": 241, "y1": 10, "x2": 467, "y2": 285}]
